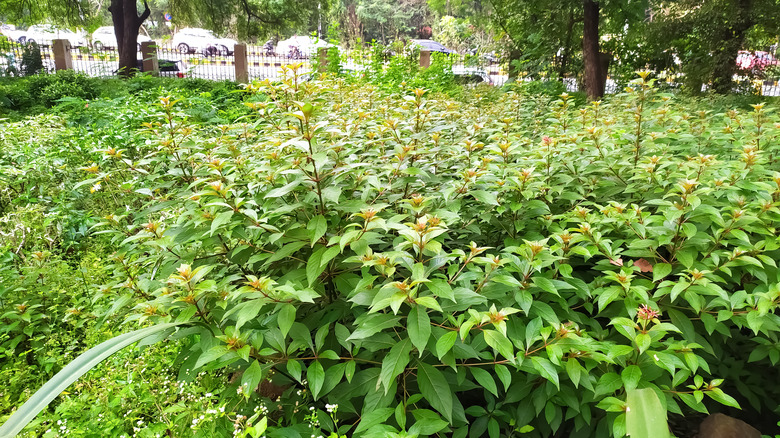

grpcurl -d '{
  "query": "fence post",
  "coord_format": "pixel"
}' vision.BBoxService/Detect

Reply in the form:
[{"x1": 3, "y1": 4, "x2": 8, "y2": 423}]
[
  {"x1": 234, "y1": 43, "x2": 248, "y2": 83},
  {"x1": 419, "y1": 50, "x2": 431, "y2": 69},
  {"x1": 52, "y1": 39, "x2": 72, "y2": 71},
  {"x1": 318, "y1": 47, "x2": 328, "y2": 71},
  {"x1": 140, "y1": 41, "x2": 159, "y2": 76}
]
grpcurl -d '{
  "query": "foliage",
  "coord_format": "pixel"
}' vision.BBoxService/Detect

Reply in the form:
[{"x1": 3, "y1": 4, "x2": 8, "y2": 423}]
[
  {"x1": 646, "y1": 0, "x2": 780, "y2": 94},
  {"x1": 19, "y1": 42, "x2": 44, "y2": 77},
  {"x1": 355, "y1": 0, "x2": 432, "y2": 43},
  {"x1": 4, "y1": 72, "x2": 780, "y2": 437},
  {"x1": 4, "y1": 71, "x2": 767, "y2": 438}
]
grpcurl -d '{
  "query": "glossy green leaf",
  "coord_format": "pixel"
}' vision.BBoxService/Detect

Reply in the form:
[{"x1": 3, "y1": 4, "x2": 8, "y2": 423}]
[
  {"x1": 626, "y1": 388, "x2": 669, "y2": 438},
  {"x1": 417, "y1": 362, "x2": 453, "y2": 422},
  {"x1": 408, "y1": 305, "x2": 431, "y2": 357}
]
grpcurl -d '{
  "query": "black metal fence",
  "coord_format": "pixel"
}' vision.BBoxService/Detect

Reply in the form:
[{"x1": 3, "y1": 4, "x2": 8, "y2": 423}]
[{"x1": 4, "y1": 38, "x2": 780, "y2": 96}]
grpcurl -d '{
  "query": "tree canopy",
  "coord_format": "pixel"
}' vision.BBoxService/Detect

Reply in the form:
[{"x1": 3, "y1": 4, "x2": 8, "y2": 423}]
[{"x1": 2, "y1": 0, "x2": 780, "y2": 95}]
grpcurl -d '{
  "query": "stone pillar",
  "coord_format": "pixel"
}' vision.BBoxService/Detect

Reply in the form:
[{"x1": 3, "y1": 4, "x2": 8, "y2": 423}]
[
  {"x1": 318, "y1": 47, "x2": 329, "y2": 71},
  {"x1": 419, "y1": 50, "x2": 431, "y2": 69},
  {"x1": 234, "y1": 44, "x2": 249, "y2": 83},
  {"x1": 52, "y1": 39, "x2": 72, "y2": 71},
  {"x1": 141, "y1": 41, "x2": 159, "y2": 76}
]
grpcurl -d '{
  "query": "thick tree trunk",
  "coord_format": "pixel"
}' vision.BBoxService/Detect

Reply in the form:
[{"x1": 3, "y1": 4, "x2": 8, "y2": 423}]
[
  {"x1": 711, "y1": 0, "x2": 752, "y2": 94},
  {"x1": 109, "y1": 0, "x2": 151, "y2": 76},
  {"x1": 582, "y1": 0, "x2": 603, "y2": 100}
]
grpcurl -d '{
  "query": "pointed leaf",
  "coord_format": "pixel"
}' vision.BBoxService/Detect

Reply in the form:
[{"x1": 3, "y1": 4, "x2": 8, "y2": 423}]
[
  {"x1": 408, "y1": 306, "x2": 431, "y2": 357},
  {"x1": 626, "y1": 388, "x2": 669, "y2": 438}
]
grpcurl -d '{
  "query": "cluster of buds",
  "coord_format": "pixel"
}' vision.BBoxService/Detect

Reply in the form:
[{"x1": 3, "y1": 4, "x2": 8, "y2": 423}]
[{"x1": 742, "y1": 145, "x2": 759, "y2": 168}]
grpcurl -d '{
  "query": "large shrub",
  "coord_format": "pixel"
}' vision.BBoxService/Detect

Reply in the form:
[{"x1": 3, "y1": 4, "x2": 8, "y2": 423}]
[{"x1": 12, "y1": 72, "x2": 780, "y2": 437}]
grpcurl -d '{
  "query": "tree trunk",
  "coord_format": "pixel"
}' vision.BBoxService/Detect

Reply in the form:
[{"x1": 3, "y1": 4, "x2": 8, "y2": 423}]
[
  {"x1": 558, "y1": 9, "x2": 576, "y2": 81},
  {"x1": 711, "y1": 0, "x2": 752, "y2": 93},
  {"x1": 108, "y1": 0, "x2": 151, "y2": 76},
  {"x1": 582, "y1": 0, "x2": 603, "y2": 100},
  {"x1": 507, "y1": 47, "x2": 522, "y2": 82}
]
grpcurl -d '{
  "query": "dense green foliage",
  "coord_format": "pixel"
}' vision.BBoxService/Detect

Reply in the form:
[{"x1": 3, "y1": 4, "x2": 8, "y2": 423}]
[{"x1": 3, "y1": 72, "x2": 780, "y2": 437}]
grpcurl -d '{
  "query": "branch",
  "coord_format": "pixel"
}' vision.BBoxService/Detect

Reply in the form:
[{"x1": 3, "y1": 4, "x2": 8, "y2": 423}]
[
  {"x1": 137, "y1": 0, "x2": 151, "y2": 27},
  {"x1": 485, "y1": 0, "x2": 521, "y2": 48},
  {"x1": 240, "y1": 0, "x2": 283, "y2": 26}
]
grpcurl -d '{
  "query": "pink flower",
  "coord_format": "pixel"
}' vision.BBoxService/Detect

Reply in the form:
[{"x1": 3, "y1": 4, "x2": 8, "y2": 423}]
[{"x1": 637, "y1": 304, "x2": 659, "y2": 321}]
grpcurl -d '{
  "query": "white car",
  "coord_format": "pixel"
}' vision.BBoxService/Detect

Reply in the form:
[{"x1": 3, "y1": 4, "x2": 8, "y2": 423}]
[
  {"x1": 1, "y1": 24, "x2": 27, "y2": 43},
  {"x1": 91, "y1": 26, "x2": 152, "y2": 51},
  {"x1": 276, "y1": 35, "x2": 332, "y2": 59},
  {"x1": 171, "y1": 28, "x2": 237, "y2": 56},
  {"x1": 452, "y1": 66, "x2": 493, "y2": 85},
  {"x1": 18, "y1": 24, "x2": 87, "y2": 47}
]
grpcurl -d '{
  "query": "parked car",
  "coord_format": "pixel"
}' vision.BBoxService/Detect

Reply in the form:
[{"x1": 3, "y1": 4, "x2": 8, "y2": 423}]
[
  {"x1": 452, "y1": 66, "x2": 492, "y2": 85},
  {"x1": 91, "y1": 26, "x2": 152, "y2": 51},
  {"x1": 1, "y1": 24, "x2": 27, "y2": 43},
  {"x1": 410, "y1": 39, "x2": 454, "y2": 55},
  {"x1": 17, "y1": 24, "x2": 87, "y2": 47},
  {"x1": 115, "y1": 59, "x2": 187, "y2": 76},
  {"x1": 467, "y1": 48, "x2": 499, "y2": 63},
  {"x1": 276, "y1": 35, "x2": 332, "y2": 59},
  {"x1": 171, "y1": 28, "x2": 237, "y2": 56}
]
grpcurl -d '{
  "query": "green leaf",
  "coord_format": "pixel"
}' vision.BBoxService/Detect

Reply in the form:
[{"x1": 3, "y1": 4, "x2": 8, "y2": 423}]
[
  {"x1": 530, "y1": 356, "x2": 560, "y2": 389},
  {"x1": 436, "y1": 331, "x2": 458, "y2": 359},
  {"x1": 308, "y1": 360, "x2": 325, "y2": 400},
  {"x1": 287, "y1": 359, "x2": 302, "y2": 382},
  {"x1": 307, "y1": 215, "x2": 327, "y2": 246},
  {"x1": 625, "y1": 388, "x2": 669, "y2": 438},
  {"x1": 483, "y1": 329, "x2": 514, "y2": 360},
  {"x1": 532, "y1": 276, "x2": 558, "y2": 295},
  {"x1": 346, "y1": 314, "x2": 402, "y2": 341},
  {"x1": 653, "y1": 263, "x2": 672, "y2": 282},
  {"x1": 241, "y1": 361, "x2": 266, "y2": 396},
  {"x1": 706, "y1": 388, "x2": 741, "y2": 409},
  {"x1": 277, "y1": 304, "x2": 296, "y2": 338},
  {"x1": 408, "y1": 306, "x2": 431, "y2": 357},
  {"x1": 595, "y1": 372, "x2": 623, "y2": 397},
  {"x1": 409, "y1": 409, "x2": 448, "y2": 435},
  {"x1": 566, "y1": 358, "x2": 582, "y2": 388},
  {"x1": 415, "y1": 296, "x2": 442, "y2": 312},
  {"x1": 676, "y1": 250, "x2": 695, "y2": 269},
  {"x1": 307, "y1": 246, "x2": 327, "y2": 286},
  {"x1": 266, "y1": 179, "x2": 301, "y2": 197},
  {"x1": 635, "y1": 333, "x2": 652, "y2": 354},
  {"x1": 0, "y1": 323, "x2": 185, "y2": 438},
  {"x1": 494, "y1": 364, "x2": 512, "y2": 392},
  {"x1": 471, "y1": 190, "x2": 499, "y2": 206},
  {"x1": 621, "y1": 365, "x2": 642, "y2": 391},
  {"x1": 416, "y1": 363, "x2": 453, "y2": 422},
  {"x1": 354, "y1": 408, "x2": 394, "y2": 434},
  {"x1": 427, "y1": 279, "x2": 455, "y2": 302},
  {"x1": 210, "y1": 211, "x2": 234, "y2": 236},
  {"x1": 470, "y1": 367, "x2": 499, "y2": 397},
  {"x1": 379, "y1": 338, "x2": 413, "y2": 394}
]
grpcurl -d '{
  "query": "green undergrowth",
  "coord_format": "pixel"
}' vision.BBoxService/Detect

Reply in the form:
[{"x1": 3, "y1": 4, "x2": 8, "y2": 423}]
[{"x1": 2, "y1": 70, "x2": 780, "y2": 437}]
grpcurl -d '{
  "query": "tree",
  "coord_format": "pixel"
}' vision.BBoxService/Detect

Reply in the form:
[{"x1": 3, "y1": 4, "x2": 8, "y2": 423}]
[
  {"x1": 1, "y1": 0, "x2": 328, "y2": 75},
  {"x1": 486, "y1": 0, "x2": 647, "y2": 99},
  {"x1": 355, "y1": 0, "x2": 432, "y2": 43},
  {"x1": 647, "y1": 0, "x2": 780, "y2": 94},
  {"x1": 108, "y1": 0, "x2": 150, "y2": 76}
]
